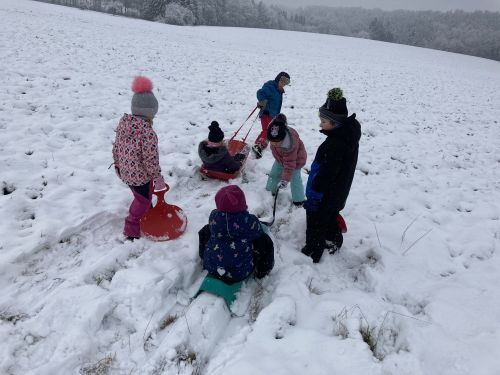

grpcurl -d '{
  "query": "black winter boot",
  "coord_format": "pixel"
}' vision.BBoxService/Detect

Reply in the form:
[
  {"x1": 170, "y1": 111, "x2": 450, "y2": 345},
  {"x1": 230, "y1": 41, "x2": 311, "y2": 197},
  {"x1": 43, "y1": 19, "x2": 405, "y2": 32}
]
[
  {"x1": 325, "y1": 228, "x2": 343, "y2": 254},
  {"x1": 301, "y1": 246, "x2": 324, "y2": 263}
]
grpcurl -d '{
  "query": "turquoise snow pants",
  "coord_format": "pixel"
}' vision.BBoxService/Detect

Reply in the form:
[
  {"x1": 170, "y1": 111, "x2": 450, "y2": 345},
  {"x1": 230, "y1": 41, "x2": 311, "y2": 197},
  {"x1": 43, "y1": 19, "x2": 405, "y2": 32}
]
[{"x1": 265, "y1": 161, "x2": 305, "y2": 203}]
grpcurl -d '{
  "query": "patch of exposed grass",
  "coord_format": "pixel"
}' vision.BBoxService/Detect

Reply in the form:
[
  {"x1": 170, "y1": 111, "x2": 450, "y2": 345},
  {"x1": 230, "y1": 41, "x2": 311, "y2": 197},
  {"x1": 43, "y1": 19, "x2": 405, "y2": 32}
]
[
  {"x1": 159, "y1": 314, "x2": 178, "y2": 330},
  {"x1": 0, "y1": 310, "x2": 28, "y2": 324},
  {"x1": 79, "y1": 354, "x2": 114, "y2": 375},
  {"x1": 94, "y1": 269, "x2": 116, "y2": 286},
  {"x1": 360, "y1": 325, "x2": 377, "y2": 354}
]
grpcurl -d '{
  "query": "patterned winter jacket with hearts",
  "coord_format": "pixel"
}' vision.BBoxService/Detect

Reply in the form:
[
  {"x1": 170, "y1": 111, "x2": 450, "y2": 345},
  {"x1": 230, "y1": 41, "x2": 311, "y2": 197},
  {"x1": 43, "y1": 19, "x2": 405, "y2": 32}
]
[
  {"x1": 269, "y1": 127, "x2": 307, "y2": 182},
  {"x1": 203, "y1": 210, "x2": 263, "y2": 282},
  {"x1": 112, "y1": 114, "x2": 161, "y2": 186}
]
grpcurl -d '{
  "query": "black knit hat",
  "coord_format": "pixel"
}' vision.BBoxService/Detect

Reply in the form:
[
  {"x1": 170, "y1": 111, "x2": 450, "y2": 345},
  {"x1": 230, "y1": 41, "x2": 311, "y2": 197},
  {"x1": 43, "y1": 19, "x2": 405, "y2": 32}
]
[
  {"x1": 319, "y1": 88, "x2": 348, "y2": 125},
  {"x1": 267, "y1": 113, "x2": 288, "y2": 142},
  {"x1": 208, "y1": 121, "x2": 224, "y2": 142}
]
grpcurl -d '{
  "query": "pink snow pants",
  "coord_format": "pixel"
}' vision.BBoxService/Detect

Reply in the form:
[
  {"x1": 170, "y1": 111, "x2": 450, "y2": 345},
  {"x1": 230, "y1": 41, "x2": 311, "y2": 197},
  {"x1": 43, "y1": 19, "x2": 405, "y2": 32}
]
[{"x1": 124, "y1": 181, "x2": 154, "y2": 238}]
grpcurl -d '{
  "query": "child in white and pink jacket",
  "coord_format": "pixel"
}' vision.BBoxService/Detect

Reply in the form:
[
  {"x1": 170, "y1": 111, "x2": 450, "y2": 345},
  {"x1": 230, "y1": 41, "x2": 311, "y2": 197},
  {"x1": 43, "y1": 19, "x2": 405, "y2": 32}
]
[
  {"x1": 266, "y1": 113, "x2": 307, "y2": 206},
  {"x1": 112, "y1": 76, "x2": 166, "y2": 240}
]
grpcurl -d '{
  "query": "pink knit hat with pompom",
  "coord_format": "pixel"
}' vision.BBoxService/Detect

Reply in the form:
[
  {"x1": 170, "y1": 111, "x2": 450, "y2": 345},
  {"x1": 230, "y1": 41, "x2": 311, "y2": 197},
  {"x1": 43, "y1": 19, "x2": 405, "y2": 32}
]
[{"x1": 131, "y1": 76, "x2": 158, "y2": 119}]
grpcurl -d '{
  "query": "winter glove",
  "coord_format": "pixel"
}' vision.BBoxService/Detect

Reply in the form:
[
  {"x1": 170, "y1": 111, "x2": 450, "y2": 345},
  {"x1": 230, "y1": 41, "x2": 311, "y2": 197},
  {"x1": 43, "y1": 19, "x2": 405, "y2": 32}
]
[
  {"x1": 234, "y1": 153, "x2": 246, "y2": 162},
  {"x1": 153, "y1": 175, "x2": 167, "y2": 191},
  {"x1": 257, "y1": 99, "x2": 268, "y2": 109},
  {"x1": 303, "y1": 198, "x2": 321, "y2": 213},
  {"x1": 278, "y1": 180, "x2": 288, "y2": 189}
]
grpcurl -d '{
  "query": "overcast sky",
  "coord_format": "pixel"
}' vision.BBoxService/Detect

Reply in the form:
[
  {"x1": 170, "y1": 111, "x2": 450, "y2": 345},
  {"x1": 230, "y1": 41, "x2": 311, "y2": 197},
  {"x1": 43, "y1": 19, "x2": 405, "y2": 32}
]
[{"x1": 262, "y1": 0, "x2": 500, "y2": 12}]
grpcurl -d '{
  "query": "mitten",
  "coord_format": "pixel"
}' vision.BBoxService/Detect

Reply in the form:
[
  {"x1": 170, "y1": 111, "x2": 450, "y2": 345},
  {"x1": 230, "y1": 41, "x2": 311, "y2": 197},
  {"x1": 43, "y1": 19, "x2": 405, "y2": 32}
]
[
  {"x1": 234, "y1": 153, "x2": 246, "y2": 162},
  {"x1": 153, "y1": 175, "x2": 167, "y2": 191}
]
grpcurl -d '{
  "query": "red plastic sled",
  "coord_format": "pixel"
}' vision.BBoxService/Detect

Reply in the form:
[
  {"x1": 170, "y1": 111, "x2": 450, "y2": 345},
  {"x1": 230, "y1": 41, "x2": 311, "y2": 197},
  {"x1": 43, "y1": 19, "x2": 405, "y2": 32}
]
[
  {"x1": 200, "y1": 139, "x2": 250, "y2": 181},
  {"x1": 337, "y1": 214, "x2": 347, "y2": 233},
  {"x1": 140, "y1": 186, "x2": 187, "y2": 241}
]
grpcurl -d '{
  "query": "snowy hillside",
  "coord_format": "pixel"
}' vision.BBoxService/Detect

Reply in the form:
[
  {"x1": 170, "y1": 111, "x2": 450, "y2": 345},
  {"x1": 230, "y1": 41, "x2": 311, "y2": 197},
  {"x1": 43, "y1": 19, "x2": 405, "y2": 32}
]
[{"x1": 1, "y1": 1, "x2": 500, "y2": 374}]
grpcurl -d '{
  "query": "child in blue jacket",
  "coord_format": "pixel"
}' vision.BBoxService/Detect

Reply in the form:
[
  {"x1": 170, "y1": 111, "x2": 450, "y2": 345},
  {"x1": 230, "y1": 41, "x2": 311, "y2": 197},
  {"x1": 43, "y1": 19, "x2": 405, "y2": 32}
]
[
  {"x1": 198, "y1": 185, "x2": 274, "y2": 284},
  {"x1": 253, "y1": 72, "x2": 290, "y2": 158}
]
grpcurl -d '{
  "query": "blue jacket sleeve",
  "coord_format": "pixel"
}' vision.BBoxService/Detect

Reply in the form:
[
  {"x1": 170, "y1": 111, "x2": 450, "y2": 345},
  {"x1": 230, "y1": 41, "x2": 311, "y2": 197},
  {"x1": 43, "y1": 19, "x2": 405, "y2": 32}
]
[{"x1": 257, "y1": 82, "x2": 273, "y2": 102}]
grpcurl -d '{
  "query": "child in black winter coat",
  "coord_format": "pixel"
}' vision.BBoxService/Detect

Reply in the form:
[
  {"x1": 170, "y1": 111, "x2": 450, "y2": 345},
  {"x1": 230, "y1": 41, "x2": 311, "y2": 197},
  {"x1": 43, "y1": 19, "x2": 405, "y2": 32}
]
[
  {"x1": 302, "y1": 88, "x2": 361, "y2": 263},
  {"x1": 198, "y1": 121, "x2": 246, "y2": 174},
  {"x1": 198, "y1": 185, "x2": 274, "y2": 284}
]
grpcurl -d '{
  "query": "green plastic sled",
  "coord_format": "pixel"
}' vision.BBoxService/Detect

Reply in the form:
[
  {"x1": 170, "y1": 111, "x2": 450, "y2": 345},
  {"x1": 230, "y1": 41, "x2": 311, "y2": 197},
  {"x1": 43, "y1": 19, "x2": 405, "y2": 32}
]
[{"x1": 196, "y1": 274, "x2": 243, "y2": 308}]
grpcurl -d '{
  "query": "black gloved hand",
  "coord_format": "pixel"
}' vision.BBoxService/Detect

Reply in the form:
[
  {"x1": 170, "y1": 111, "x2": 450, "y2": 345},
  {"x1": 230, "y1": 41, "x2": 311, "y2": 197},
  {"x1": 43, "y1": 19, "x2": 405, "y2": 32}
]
[{"x1": 234, "y1": 153, "x2": 246, "y2": 162}]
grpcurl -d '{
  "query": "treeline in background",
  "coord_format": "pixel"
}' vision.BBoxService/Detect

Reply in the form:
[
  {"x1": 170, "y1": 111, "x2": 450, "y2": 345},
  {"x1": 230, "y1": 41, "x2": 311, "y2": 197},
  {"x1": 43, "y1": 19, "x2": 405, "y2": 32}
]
[{"x1": 35, "y1": 0, "x2": 500, "y2": 61}]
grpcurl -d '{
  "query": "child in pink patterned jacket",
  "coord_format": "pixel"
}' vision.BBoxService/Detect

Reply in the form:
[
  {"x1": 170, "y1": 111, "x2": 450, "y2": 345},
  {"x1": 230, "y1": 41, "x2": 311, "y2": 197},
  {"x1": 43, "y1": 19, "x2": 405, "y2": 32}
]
[
  {"x1": 265, "y1": 113, "x2": 307, "y2": 206},
  {"x1": 112, "y1": 76, "x2": 166, "y2": 240}
]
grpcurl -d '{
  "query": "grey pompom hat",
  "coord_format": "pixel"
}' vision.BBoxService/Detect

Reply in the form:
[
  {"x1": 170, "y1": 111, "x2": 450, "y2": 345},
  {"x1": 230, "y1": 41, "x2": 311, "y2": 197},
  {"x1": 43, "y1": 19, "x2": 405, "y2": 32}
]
[{"x1": 131, "y1": 76, "x2": 158, "y2": 119}]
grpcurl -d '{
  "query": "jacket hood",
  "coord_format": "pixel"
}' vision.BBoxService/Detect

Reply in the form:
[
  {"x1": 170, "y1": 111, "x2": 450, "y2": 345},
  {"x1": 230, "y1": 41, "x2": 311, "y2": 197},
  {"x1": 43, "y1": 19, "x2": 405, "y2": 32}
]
[
  {"x1": 320, "y1": 113, "x2": 361, "y2": 149},
  {"x1": 198, "y1": 141, "x2": 229, "y2": 164},
  {"x1": 215, "y1": 185, "x2": 247, "y2": 213}
]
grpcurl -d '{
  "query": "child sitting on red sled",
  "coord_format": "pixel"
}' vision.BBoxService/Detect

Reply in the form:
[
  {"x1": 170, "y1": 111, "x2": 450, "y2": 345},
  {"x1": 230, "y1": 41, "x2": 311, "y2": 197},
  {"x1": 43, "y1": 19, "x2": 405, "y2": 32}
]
[
  {"x1": 198, "y1": 121, "x2": 246, "y2": 174},
  {"x1": 198, "y1": 185, "x2": 274, "y2": 284}
]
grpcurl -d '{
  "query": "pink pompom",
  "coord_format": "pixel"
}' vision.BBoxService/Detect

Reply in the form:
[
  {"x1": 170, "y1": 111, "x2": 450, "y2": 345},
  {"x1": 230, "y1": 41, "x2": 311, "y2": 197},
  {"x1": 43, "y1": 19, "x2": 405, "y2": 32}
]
[{"x1": 131, "y1": 76, "x2": 153, "y2": 94}]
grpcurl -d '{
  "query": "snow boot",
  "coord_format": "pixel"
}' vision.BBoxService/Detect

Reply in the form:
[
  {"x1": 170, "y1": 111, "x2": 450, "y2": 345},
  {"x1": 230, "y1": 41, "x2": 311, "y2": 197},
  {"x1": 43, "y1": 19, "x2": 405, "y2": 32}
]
[{"x1": 325, "y1": 230, "x2": 343, "y2": 254}]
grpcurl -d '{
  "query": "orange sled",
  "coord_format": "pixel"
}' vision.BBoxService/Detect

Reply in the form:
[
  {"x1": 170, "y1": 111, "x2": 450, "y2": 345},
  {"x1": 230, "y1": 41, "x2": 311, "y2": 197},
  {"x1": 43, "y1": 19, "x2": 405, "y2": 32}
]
[{"x1": 140, "y1": 186, "x2": 187, "y2": 241}]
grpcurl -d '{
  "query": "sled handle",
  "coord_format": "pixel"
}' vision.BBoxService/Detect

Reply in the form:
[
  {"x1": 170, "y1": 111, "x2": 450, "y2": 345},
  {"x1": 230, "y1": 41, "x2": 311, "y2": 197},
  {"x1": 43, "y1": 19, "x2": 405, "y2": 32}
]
[
  {"x1": 241, "y1": 111, "x2": 260, "y2": 144},
  {"x1": 230, "y1": 106, "x2": 258, "y2": 142},
  {"x1": 153, "y1": 184, "x2": 170, "y2": 202}
]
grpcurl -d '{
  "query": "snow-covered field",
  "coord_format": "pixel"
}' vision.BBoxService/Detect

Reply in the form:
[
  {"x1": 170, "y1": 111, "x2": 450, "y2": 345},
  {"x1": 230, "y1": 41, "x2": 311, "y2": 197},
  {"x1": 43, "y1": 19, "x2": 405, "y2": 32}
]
[{"x1": 1, "y1": 1, "x2": 500, "y2": 374}]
